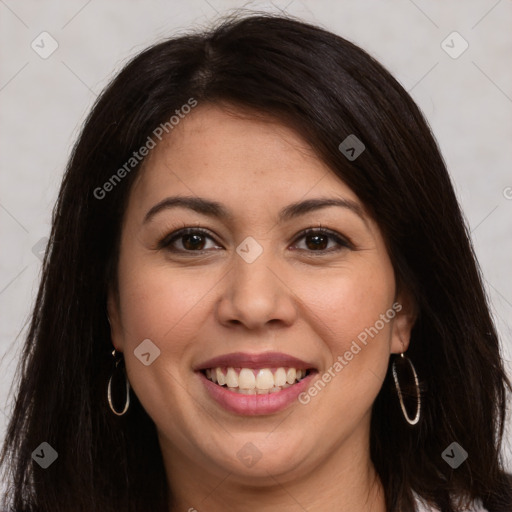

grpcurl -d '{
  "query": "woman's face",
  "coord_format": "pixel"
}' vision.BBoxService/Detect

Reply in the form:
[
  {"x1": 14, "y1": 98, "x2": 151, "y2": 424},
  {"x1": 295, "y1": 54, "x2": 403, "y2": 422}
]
[{"x1": 108, "y1": 103, "x2": 413, "y2": 487}]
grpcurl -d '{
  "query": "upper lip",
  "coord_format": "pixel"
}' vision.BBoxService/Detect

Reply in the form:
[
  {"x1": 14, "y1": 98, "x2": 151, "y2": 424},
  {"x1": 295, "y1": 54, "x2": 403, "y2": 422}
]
[{"x1": 195, "y1": 351, "x2": 316, "y2": 371}]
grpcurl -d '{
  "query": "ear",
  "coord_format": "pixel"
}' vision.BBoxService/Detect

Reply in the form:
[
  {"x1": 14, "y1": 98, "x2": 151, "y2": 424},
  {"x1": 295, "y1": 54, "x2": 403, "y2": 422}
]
[
  {"x1": 107, "y1": 286, "x2": 124, "y2": 353},
  {"x1": 390, "y1": 287, "x2": 417, "y2": 354}
]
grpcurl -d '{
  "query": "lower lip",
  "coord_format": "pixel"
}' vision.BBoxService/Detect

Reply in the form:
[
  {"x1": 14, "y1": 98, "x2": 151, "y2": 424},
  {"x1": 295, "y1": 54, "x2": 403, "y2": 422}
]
[{"x1": 198, "y1": 371, "x2": 317, "y2": 415}]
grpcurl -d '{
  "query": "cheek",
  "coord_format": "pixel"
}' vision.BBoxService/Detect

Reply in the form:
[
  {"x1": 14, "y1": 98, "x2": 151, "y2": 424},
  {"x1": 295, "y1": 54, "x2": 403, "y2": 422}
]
[
  {"x1": 293, "y1": 258, "x2": 395, "y2": 415},
  {"x1": 117, "y1": 259, "x2": 218, "y2": 350},
  {"x1": 298, "y1": 259, "x2": 395, "y2": 349},
  {"x1": 115, "y1": 259, "x2": 220, "y2": 428},
  {"x1": 114, "y1": 256, "x2": 220, "y2": 406}
]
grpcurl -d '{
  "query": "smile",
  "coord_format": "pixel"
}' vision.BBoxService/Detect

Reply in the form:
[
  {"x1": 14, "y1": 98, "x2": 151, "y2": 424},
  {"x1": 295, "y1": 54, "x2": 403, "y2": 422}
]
[
  {"x1": 203, "y1": 367, "x2": 311, "y2": 394},
  {"x1": 195, "y1": 352, "x2": 318, "y2": 415}
]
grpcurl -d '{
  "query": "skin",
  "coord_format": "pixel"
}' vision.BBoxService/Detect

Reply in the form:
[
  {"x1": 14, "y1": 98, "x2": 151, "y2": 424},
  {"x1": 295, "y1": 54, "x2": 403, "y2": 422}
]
[{"x1": 108, "y1": 103, "x2": 415, "y2": 511}]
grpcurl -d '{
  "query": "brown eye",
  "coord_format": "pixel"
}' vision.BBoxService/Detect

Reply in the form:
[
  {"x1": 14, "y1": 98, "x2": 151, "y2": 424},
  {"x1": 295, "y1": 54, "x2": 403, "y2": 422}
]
[
  {"x1": 159, "y1": 228, "x2": 222, "y2": 252},
  {"x1": 305, "y1": 233, "x2": 329, "y2": 250},
  {"x1": 181, "y1": 233, "x2": 206, "y2": 250},
  {"x1": 293, "y1": 228, "x2": 351, "y2": 253}
]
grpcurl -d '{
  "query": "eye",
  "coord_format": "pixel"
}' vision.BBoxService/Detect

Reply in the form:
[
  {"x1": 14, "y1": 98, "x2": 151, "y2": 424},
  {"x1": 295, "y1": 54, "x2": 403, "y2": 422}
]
[
  {"x1": 291, "y1": 227, "x2": 351, "y2": 253},
  {"x1": 158, "y1": 226, "x2": 352, "y2": 254},
  {"x1": 159, "y1": 228, "x2": 222, "y2": 252}
]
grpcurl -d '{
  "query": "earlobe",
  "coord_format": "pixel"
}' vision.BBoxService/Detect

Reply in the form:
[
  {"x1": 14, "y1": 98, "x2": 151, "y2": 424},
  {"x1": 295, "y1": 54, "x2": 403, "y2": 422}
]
[{"x1": 390, "y1": 289, "x2": 417, "y2": 354}]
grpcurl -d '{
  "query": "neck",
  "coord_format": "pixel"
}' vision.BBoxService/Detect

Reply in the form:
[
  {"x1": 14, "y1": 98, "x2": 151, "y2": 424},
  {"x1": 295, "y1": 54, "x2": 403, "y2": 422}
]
[{"x1": 160, "y1": 424, "x2": 386, "y2": 512}]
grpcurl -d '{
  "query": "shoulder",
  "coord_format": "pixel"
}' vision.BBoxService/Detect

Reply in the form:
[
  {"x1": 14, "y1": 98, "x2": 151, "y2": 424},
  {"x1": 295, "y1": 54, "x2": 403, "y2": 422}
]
[{"x1": 414, "y1": 494, "x2": 489, "y2": 511}]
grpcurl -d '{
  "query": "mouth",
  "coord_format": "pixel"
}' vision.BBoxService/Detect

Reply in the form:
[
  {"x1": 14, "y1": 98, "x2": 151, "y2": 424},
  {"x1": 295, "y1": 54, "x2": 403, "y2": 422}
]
[
  {"x1": 195, "y1": 352, "x2": 318, "y2": 415},
  {"x1": 201, "y1": 366, "x2": 313, "y2": 394}
]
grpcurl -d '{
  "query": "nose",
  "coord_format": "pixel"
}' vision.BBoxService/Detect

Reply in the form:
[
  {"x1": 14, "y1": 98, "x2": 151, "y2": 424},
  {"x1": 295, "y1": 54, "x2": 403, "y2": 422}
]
[{"x1": 216, "y1": 249, "x2": 298, "y2": 331}]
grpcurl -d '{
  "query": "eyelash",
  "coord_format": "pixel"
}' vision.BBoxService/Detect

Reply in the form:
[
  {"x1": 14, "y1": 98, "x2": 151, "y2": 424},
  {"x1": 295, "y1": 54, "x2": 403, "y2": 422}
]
[{"x1": 158, "y1": 225, "x2": 352, "y2": 255}]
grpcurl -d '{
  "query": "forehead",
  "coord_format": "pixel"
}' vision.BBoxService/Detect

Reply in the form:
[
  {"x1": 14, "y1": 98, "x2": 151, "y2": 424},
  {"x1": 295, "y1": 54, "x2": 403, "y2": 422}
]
[{"x1": 129, "y1": 103, "x2": 361, "y2": 214}]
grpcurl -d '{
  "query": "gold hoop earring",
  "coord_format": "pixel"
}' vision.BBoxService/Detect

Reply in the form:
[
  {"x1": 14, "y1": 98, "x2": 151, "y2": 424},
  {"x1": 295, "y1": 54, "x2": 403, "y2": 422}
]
[
  {"x1": 392, "y1": 353, "x2": 421, "y2": 425},
  {"x1": 107, "y1": 349, "x2": 130, "y2": 416}
]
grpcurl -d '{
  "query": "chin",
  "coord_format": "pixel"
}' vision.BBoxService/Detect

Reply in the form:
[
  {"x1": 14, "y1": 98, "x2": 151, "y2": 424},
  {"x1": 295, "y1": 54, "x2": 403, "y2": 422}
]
[{"x1": 207, "y1": 434, "x2": 312, "y2": 481}]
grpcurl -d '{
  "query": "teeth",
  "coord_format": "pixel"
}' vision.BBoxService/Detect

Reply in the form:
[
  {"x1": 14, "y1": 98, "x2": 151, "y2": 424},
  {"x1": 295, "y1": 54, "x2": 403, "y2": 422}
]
[
  {"x1": 204, "y1": 366, "x2": 309, "y2": 393},
  {"x1": 255, "y1": 369, "x2": 274, "y2": 389},
  {"x1": 216, "y1": 368, "x2": 226, "y2": 386},
  {"x1": 274, "y1": 367, "x2": 287, "y2": 387},
  {"x1": 286, "y1": 368, "x2": 296, "y2": 385},
  {"x1": 239, "y1": 388, "x2": 256, "y2": 395},
  {"x1": 239, "y1": 368, "x2": 256, "y2": 390},
  {"x1": 225, "y1": 368, "x2": 238, "y2": 388}
]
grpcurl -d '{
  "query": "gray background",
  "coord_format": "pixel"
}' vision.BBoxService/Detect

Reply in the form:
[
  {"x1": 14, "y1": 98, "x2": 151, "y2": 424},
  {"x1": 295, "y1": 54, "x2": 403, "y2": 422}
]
[{"x1": 1, "y1": 0, "x2": 511, "y2": 479}]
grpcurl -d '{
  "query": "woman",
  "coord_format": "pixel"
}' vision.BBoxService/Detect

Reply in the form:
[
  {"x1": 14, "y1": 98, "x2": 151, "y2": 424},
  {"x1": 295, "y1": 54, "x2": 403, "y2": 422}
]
[{"x1": 1, "y1": 13, "x2": 511, "y2": 512}]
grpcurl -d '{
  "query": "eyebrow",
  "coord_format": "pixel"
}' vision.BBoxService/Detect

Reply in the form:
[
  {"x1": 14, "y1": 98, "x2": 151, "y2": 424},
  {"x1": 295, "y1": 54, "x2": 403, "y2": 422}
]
[{"x1": 143, "y1": 195, "x2": 368, "y2": 226}]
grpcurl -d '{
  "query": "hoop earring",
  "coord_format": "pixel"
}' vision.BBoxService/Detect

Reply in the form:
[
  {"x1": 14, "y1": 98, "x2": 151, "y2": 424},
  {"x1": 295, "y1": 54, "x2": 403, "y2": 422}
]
[
  {"x1": 107, "y1": 349, "x2": 130, "y2": 416},
  {"x1": 392, "y1": 352, "x2": 421, "y2": 425}
]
